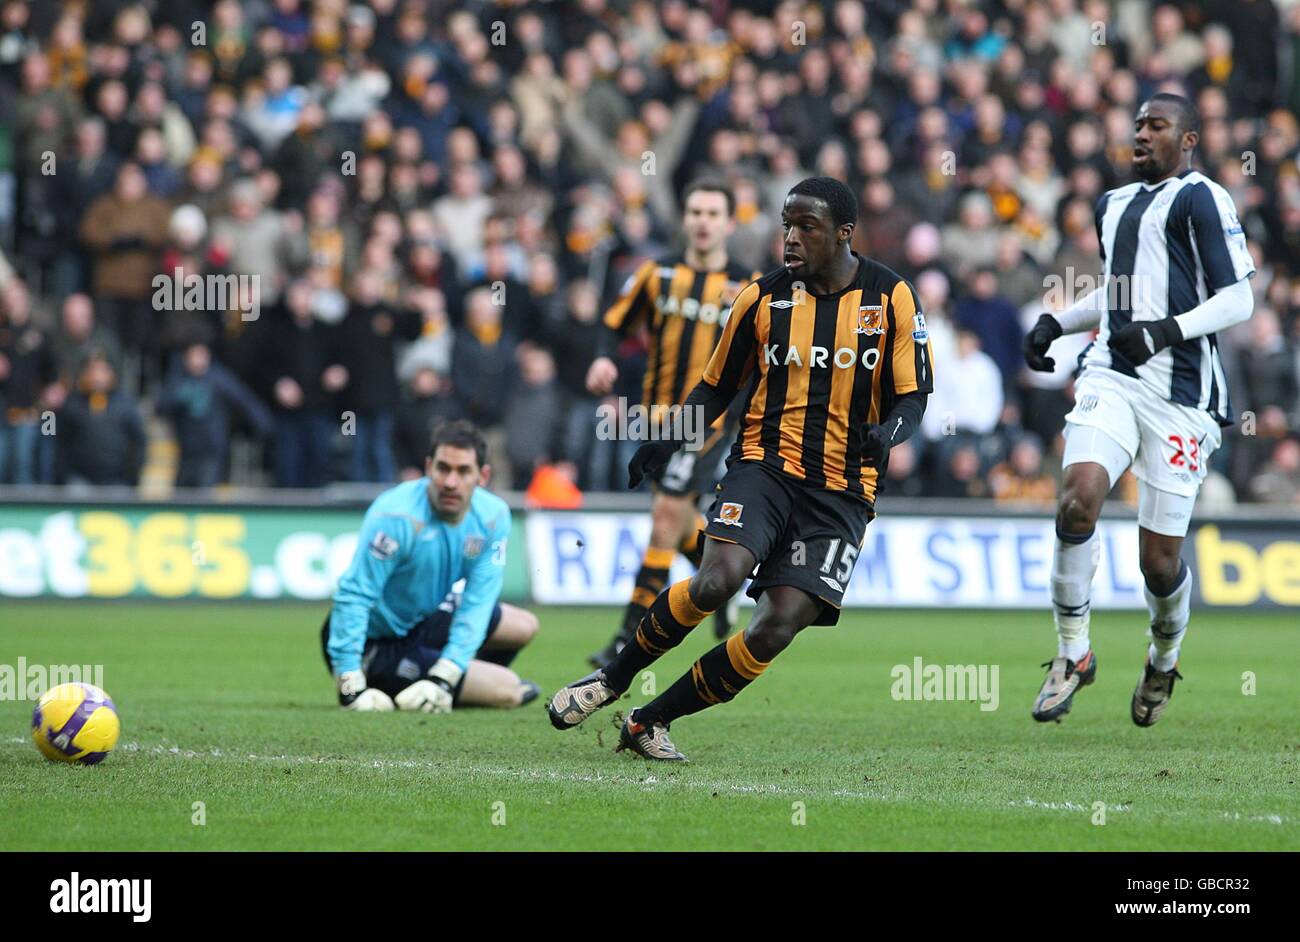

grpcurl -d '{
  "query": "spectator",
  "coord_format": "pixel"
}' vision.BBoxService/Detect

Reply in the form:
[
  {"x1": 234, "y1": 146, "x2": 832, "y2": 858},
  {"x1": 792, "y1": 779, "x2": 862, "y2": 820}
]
[
  {"x1": 301, "y1": 185, "x2": 358, "y2": 291},
  {"x1": 54, "y1": 117, "x2": 121, "y2": 292},
  {"x1": 273, "y1": 101, "x2": 345, "y2": 210},
  {"x1": 955, "y1": 267, "x2": 1025, "y2": 387},
  {"x1": 135, "y1": 127, "x2": 184, "y2": 198},
  {"x1": 1249, "y1": 437, "x2": 1300, "y2": 504},
  {"x1": 988, "y1": 437, "x2": 1057, "y2": 505},
  {"x1": 0, "y1": 280, "x2": 56, "y2": 483},
  {"x1": 58, "y1": 353, "x2": 145, "y2": 487},
  {"x1": 431, "y1": 164, "x2": 493, "y2": 271},
  {"x1": 394, "y1": 366, "x2": 462, "y2": 480},
  {"x1": 334, "y1": 269, "x2": 421, "y2": 483},
  {"x1": 853, "y1": 178, "x2": 919, "y2": 272},
  {"x1": 157, "y1": 338, "x2": 273, "y2": 488},
  {"x1": 396, "y1": 286, "x2": 453, "y2": 383},
  {"x1": 1237, "y1": 307, "x2": 1299, "y2": 423},
  {"x1": 504, "y1": 346, "x2": 562, "y2": 487},
  {"x1": 452, "y1": 286, "x2": 517, "y2": 479},
  {"x1": 932, "y1": 441, "x2": 990, "y2": 500},
  {"x1": 882, "y1": 439, "x2": 925, "y2": 499},
  {"x1": 52, "y1": 294, "x2": 122, "y2": 387},
  {"x1": 942, "y1": 192, "x2": 1001, "y2": 280},
  {"x1": 259, "y1": 279, "x2": 343, "y2": 489},
  {"x1": 209, "y1": 178, "x2": 308, "y2": 309},
  {"x1": 545, "y1": 279, "x2": 606, "y2": 489},
  {"x1": 922, "y1": 328, "x2": 1005, "y2": 441},
  {"x1": 1017, "y1": 294, "x2": 1091, "y2": 446},
  {"x1": 77, "y1": 162, "x2": 171, "y2": 383},
  {"x1": 992, "y1": 232, "x2": 1044, "y2": 309}
]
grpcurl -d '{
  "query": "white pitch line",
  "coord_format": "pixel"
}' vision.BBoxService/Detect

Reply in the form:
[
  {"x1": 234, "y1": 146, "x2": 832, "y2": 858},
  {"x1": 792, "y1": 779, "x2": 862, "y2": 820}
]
[{"x1": 4, "y1": 737, "x2": 1293, "y2": 826}]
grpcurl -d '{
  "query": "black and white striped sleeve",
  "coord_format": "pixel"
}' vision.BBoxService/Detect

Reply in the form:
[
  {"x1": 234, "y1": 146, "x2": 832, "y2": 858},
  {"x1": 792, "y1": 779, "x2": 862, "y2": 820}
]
[{"x1": 1188, "y1": 182, "x2": 1254, "y2": 290}]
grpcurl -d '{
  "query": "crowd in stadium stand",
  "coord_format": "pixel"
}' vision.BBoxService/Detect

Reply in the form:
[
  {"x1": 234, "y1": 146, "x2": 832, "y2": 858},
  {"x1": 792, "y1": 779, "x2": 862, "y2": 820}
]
[{"x1": 1, "y1": 0, "x2": 1299, "y2": 507}]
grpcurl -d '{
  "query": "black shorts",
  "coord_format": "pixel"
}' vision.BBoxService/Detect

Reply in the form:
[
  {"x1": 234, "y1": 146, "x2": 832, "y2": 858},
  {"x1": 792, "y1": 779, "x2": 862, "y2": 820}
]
[
  {"x1": 703, "y1": 460, "x2": 874, "y2": 626},
  {"x1": 650, "y1": 420, "x2": 735, "y2": 497},
  {"x1": 320, "y1": 603, "x2": 503, "y2": 702}
]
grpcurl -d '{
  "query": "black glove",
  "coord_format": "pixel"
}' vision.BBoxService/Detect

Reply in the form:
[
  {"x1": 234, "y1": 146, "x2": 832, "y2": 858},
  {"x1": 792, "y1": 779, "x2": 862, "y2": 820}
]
[
  {"x1": 627, "y1": 439, "x2": 681, "y2": 489},
  {"x1": 861, "y1": 423, "x2": 888, "y2": 469},
  {"x1": 1023, "y1": 313, "x2": 1063, "y2": 372},
  {"x1": 1110, "y1": 318, "x2": 1182, "y2": 366}
]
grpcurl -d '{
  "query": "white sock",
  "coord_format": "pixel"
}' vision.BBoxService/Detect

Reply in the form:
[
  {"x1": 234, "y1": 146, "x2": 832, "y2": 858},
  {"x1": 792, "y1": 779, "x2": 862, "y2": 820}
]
[
  {"x1": 1052, "y1": 527, "x2": 1099, "y2": 662},
  {"x1": 1145, "y1": 562, "x2": 1191, "y2": 672}
]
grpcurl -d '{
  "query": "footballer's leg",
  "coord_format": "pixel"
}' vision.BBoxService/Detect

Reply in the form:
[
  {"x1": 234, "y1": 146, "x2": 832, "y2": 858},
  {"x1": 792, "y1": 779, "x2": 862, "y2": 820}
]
[
  {"x1": 681, "y1": 511, "x2": 741, "y2": 639},
  {"x1": 459, "y1": 659, "x2": 540, "y2": 708},
  {"x1": 1033, "y1": 459, "x2": 1108, "y2": 722},
  {"x1": 549, "y1": 460, "x2": 786, "y2": 732},
  {"x1": 1126, "y1": 397, "x2": 1220, "y2": 726},
  {"x1": 1130, "y1": 484, "x2": 1197, "y2": 727},
  {"x1": 588, "y1": 489, "x2": 693, "y2": 669},
  {"x1": 679, "y1": 424, "x2": 744, "y2": 640},
  {"x1": 618, "y1": 477, "x2": 860, "y2": 760},
  {"x1": 477, "y1": 603, "x2": 539, "y2": 668},
  {"x1": 1034, "y1": 413, "x2": 1135, "y2": 722},
  {"x1": 618, "y1": 585, "x2": 816, "y2": 761},
  {"x1": 548, "y1": 537, "x2": 755, "y2": 730}
]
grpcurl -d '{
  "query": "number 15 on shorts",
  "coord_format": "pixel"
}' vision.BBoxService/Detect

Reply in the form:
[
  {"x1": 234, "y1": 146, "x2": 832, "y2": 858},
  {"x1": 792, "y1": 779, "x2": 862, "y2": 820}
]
[{"x1": 818, "y1": 538, "x2": 858, "y2": 588}]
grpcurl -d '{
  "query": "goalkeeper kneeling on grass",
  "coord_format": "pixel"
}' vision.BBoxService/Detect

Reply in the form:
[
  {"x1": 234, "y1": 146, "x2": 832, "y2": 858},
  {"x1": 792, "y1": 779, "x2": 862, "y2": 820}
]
[{"x1": 320, "y1": 420, "x2": 540, "y2": 712}]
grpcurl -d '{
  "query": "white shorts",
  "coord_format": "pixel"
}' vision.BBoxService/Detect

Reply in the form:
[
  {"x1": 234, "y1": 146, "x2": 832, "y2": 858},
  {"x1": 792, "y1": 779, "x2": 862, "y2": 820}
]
[{"x1": 1062, "y1": 368, "x2": 1222, "y2": 536}]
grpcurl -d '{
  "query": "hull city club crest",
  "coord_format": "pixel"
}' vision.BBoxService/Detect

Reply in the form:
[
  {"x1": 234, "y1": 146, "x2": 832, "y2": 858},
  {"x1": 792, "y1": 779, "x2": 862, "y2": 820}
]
[{"x1": 856, "y1": 304, "x2": 885, "y2": 335}]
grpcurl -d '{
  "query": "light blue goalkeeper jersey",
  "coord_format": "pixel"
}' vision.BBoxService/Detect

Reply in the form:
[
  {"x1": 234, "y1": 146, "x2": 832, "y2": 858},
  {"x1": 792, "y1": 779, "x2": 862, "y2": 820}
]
[{"x1": 326, "y1": 479, "x2": 511, "y2": 675}]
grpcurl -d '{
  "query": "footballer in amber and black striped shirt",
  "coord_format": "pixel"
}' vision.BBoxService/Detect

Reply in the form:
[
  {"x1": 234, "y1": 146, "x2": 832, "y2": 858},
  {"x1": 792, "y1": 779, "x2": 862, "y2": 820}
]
[
  {"x1": 703, "y1": 242, "x2": 933, "y2": 503},
  {"x1": 548, "y1": 177, "x2": 935, "y2": 762},
  {"x1": 584, "y1": 180, "x2": 761, "y2": 673},
  {"x1": 603, "y1": 252, "x2": 756, "y2": 432}
]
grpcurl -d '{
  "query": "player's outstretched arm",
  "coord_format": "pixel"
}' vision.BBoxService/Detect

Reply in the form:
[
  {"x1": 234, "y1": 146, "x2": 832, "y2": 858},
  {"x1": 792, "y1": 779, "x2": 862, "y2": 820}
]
[
  {"x1": 1024, "y1": 285, "x2": 1108, "y2": 372},
  {"x1": 628, "y1": 279, "x2": 763, "y2": 488}
]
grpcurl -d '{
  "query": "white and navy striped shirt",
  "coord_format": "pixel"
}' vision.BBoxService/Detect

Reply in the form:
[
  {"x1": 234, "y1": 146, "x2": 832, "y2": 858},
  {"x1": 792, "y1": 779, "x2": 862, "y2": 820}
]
[{"x1": 1081, "y1": 169, "x2": 1254, "y2": 425}]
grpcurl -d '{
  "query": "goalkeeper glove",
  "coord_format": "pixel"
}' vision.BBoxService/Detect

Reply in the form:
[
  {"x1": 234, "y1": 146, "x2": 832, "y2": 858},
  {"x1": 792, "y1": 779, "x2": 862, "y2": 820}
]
[
  {"x1": 1023, "y1": 313, "x2": 1063, "y2": 372},
  {"x1": 1110, "y1": 317, "x2": 1182, "y2": 366},
  {"x1": 394, "y1": 658, "x2": 462, "y2": 714},
  {"x1": 337, "y1": 670, "x2": 394, "y2": 711}
]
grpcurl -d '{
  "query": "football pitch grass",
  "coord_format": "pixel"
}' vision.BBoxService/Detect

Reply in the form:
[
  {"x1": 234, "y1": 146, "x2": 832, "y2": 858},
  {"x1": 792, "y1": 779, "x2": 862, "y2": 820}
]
[{"x1": 2, "y1": 602, "x2": 1296, "y2": 851}]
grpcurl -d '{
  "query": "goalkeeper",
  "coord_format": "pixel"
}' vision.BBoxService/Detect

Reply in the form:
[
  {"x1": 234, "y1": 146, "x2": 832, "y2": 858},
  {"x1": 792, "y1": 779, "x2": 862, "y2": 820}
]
[{"x1": 320, "y1": 420, "x2": 539, "y2": 712}]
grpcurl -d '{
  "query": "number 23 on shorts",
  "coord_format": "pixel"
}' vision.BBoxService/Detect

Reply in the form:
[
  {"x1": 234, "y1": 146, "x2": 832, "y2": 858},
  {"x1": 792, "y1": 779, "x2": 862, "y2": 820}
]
[{"x1": 1167, "y1": 433, "x2": 1201, "y2": 474}]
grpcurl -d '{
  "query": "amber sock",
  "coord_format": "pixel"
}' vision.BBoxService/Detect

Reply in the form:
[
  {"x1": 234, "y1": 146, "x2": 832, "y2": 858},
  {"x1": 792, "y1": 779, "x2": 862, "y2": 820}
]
[
  {"x1": 610, "y1": 546, "x2": 675, "y2": 647},
  {"x1": 635, "y1": 632, "x2": 771, "y2": 726},
  {"x1": 603, "y1": 579, "x2": 713, "y2": 693}
]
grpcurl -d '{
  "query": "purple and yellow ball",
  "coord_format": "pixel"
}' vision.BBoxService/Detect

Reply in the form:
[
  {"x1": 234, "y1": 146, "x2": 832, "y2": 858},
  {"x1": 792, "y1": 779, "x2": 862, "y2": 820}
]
[{"x1": 31, "y1": 682, "x2": 121, "y2": 765}]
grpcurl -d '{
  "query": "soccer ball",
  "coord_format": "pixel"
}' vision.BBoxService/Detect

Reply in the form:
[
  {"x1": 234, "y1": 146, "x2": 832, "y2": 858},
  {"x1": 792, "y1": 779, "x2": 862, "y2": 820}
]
[{"x1": 31, "y1": 683, "x2": 121, "y2": 765}]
